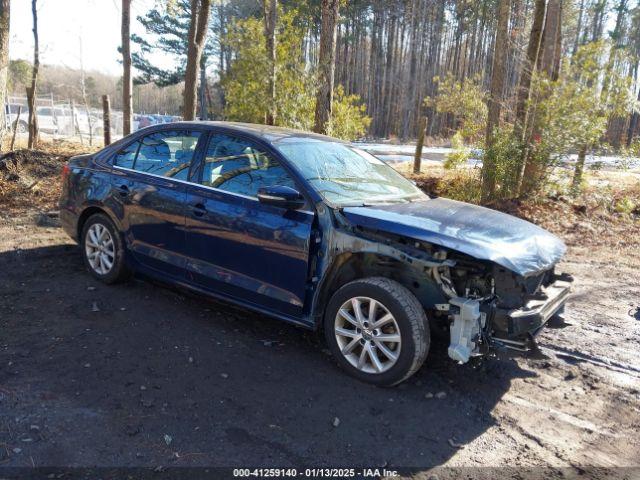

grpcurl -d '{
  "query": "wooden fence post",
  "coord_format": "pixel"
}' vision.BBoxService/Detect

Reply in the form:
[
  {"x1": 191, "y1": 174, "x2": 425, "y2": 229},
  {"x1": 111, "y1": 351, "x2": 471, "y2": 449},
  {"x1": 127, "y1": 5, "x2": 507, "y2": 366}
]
[
  {"x1": 71, "y1": 100, "x2": 83, "y2": 145},
  {"x1": 102, "y1": 95, "x2": 111, "y2": 146},
  {"x1": 413, "y1": 116, "x2": 428, "y2": 174},
  {"x1": 10, "y1": 106, "x2": 22, "y2": 152}
]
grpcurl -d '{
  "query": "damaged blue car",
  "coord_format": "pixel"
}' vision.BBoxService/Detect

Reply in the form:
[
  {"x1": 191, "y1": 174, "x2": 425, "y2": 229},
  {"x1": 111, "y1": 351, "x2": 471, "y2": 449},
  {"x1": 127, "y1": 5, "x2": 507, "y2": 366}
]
[{"x1": 59, "y1": 122, "x2": 573, "y2": 386}]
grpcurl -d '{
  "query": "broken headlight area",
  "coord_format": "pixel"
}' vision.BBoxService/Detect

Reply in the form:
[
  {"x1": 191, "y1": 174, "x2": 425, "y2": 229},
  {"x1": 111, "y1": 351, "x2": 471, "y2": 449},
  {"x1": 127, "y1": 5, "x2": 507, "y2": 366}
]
[{"x1": 432, "y1": 256, "x2": 573, "y2": 363}]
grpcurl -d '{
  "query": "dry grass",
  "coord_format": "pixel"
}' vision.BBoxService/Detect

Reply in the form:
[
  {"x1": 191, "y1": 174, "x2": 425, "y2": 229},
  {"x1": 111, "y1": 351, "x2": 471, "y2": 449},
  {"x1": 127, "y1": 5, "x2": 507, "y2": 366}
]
[{"x1": 0, "y1": 138, "x2": 98, "y2": 216}]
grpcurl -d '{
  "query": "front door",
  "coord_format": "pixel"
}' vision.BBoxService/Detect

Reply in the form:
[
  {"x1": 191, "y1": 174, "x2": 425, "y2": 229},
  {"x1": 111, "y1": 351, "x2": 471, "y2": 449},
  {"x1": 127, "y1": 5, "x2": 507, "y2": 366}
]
[
  {"x1": 111, "y1": 128, "x2": 203, "y2": 278},
  {"x1": 184, "y1": 132, "x2": 314, "y2": 318}
]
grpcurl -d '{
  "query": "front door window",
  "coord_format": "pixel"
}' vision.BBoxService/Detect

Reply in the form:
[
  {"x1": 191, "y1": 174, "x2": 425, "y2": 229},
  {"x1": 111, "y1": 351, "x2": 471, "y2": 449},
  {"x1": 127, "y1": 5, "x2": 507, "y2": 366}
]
[{"x1": 201, "y1": 134, "x2": 297, "y2": 197}]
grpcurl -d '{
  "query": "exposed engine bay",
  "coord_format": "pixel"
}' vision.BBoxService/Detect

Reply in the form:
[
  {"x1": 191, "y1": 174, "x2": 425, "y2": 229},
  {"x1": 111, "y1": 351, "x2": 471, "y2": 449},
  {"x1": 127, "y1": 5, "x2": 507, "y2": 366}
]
[{"x1": 430, "y1": 250, "x2": 573, "y2": 363}]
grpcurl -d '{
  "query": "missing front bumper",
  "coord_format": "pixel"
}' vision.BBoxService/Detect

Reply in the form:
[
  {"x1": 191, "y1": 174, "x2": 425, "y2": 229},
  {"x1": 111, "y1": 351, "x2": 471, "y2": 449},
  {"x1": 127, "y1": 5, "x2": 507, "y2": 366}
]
[
  {"x1": 490, "y1": 279, "x2": 572, "y2": 352},
  {"x1": 445, "y1": 278, "x2": 572, "y2": 362}
]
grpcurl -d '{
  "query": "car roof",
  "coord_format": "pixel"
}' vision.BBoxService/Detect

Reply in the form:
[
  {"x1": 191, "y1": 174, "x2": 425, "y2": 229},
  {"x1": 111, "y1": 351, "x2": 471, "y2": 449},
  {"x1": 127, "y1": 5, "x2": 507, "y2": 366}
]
[{"x1": 157, "y1": 121, "x2": 347, "y2": 145}]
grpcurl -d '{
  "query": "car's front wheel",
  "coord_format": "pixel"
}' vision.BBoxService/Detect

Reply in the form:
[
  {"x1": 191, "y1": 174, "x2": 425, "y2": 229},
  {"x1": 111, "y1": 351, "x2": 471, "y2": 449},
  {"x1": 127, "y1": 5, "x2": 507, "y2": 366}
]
[
  {"x1": 81, "y1": 213, "x2": 131, "y2": 284},
  {"x1": 324, "y1": 277, "x2": 430, "y2": 386}
]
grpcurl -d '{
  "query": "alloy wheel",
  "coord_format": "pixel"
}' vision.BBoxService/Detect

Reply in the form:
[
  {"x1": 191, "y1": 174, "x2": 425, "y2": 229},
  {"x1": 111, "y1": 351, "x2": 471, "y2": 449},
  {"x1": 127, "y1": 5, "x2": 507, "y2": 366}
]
[
  {"x1": 85, "y1": 223, "x2": 115, "y2": 275},
  {"x1": 334, "y1": 296, "x2": 402, "y2": 374}
]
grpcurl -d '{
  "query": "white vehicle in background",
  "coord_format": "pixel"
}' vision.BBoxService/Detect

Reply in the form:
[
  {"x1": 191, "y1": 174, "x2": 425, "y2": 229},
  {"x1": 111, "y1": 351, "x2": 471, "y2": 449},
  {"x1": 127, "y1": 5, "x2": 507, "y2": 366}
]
[
  {"x1": 5, "y1": 103, "x2": 28, "y2": 133},
  {"x1": 4, "y1": 104, "x2": 71, "y2": 135},
  {"x1": 34, "y1": 106, "x2": 65, "y2": 134}
]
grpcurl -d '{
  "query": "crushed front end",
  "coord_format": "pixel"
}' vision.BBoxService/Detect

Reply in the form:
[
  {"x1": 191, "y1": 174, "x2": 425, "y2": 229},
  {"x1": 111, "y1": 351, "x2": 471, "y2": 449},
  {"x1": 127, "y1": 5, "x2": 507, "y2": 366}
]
[{"x1": 431, "y1": 254, "x2": 573, "y2": 362}]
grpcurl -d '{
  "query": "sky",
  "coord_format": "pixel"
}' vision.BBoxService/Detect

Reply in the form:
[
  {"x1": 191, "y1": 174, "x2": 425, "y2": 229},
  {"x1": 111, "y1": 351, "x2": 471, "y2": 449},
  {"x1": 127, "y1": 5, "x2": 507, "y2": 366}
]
[{"x1": 9, "y1": 0, "x2": 171, "y2": 76}]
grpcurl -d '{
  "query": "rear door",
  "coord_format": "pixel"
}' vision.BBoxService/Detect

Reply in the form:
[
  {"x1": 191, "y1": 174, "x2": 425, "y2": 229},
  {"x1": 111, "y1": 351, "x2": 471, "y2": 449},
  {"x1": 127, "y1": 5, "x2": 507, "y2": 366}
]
[
  {"x1": 110, "y1": 128, "x2": 204, "y2": 278},
  {"x1": 184, "y1": 131, "x2": 314, "y2": 318}
]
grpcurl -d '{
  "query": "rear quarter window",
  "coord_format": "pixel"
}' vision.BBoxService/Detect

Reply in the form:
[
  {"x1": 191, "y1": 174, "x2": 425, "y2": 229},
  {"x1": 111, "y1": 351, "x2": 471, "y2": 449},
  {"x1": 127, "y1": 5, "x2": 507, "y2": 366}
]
[{"x1": 113, "y1": 141, "x2": 141, "y2": 169}]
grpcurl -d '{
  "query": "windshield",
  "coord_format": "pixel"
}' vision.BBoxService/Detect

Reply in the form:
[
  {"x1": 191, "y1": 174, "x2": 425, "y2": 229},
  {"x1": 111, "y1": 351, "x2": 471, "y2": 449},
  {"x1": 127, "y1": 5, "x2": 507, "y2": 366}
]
[{"x1": 276, "y1": 139, "x2": 425, "y2": 207}]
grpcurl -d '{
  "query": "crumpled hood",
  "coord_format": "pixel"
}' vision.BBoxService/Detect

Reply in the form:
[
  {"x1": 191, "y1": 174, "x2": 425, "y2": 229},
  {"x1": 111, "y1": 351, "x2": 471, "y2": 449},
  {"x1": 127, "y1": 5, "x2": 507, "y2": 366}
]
[{"x1": 342, "y1": 197, "x2": 566, "y2": 276}]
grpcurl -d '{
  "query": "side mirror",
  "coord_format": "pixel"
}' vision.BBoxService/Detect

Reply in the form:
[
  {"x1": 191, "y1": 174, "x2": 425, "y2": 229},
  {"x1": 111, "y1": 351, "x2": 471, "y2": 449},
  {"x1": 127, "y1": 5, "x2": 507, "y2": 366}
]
[{"x1": 257, "y1": 185, "x2": 305, "y2": 210}]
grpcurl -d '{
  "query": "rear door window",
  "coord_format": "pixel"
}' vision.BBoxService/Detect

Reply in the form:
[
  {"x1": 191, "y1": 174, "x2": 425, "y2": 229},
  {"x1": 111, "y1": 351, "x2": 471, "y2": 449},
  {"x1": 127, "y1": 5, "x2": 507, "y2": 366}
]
[{"x1": 113, "y1": 130, "x2": 201, "y2": 180}]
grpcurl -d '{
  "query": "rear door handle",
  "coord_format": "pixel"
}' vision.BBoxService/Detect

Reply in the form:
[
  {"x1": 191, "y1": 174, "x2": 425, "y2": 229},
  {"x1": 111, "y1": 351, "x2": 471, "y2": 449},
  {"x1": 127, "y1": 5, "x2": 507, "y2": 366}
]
[
  {"x1": 192, "y1": 203, "x2": 207, "y2": 217},
  {"x1": 117, "y1": 184, "x2": 129, "y2": 197}
]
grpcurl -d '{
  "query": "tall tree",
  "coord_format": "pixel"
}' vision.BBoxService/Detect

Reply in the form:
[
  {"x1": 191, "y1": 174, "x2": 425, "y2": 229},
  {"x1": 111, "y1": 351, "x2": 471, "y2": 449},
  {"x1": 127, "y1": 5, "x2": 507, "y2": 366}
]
[
  {"x1": 263, "y1": 0, "x2": 277, "y2": 125},
  {"x1": 313, "y1": 0, "x2": 340, "y2": 134},
  {"x1": 513, "y1": 0, "x2": 547, "y2": 192},
  {"x1": 0, "y1": 0, "x2": 9, "y2": 141},
  {"x1": 183, "y1": 0, "x2": 212, "y2": 120},
  {"x1": 520, "y1": 0, "x2": 563, "y2": 195},
  {"x1": 27, "y1": 0, "x2": 39, "y2": 149},
  {"x1": 121, "y1": 0, "x2": 133, "y2": 135},
  {"x1": 481, "y1": 0, "x2": 511, "y2": 199},
  {"x1": 539, "y1": 0, "x2": 562, "y2": 80}
]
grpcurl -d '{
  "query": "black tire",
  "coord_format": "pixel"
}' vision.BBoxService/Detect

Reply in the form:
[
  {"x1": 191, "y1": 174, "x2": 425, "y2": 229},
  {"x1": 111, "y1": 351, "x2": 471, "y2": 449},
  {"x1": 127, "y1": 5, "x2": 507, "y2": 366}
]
[
  {"x1": 324, "y1": 277, "x2": 430, "y2": 386},
  {"x1": 80, "y1": 213, "x2": 131, "y2": 284}
]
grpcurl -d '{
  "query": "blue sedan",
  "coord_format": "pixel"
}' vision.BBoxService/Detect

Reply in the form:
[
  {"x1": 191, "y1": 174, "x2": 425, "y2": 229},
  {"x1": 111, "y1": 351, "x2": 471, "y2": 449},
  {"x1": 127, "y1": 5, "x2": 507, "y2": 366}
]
[{"x1": 59, "y1": 122, "x2": 572, "y2": 385}]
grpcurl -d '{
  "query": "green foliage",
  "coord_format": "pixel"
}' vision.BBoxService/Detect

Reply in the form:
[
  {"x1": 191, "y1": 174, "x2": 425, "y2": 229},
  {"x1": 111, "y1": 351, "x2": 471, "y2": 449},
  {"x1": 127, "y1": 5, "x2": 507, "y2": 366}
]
[
  {"x1": 326, "y1": 85, "x2": 371, "y2": 140},
  {"x1": 438, "y1": 168, "x2": 483, "y2": 204},
  {"x1": 8, "y1": 59, "x2": 32, "y2": 92},
  {"x1": 222, "y1": 9, "x2": 370, "y2": 140},
  {"x1": 222, "y1": 10, "x2": 313, "y2": 128},
  {"x1": 615, "y1": 140, "x2": 640, "y2": 171},
  {"x1": 481, "y1": 125, "x2": 522, "y2": 197},
  {"x1": 131, "y1": 0, "x2": 215, "y2": 86},
  {"x1": 444, "y1": 131, "x2": 471, "y2": 169},
  {"x1": 522, "y1": 41, "x2": 637, "y2": 193},
  {"x1": 481, "y1": 40, "x2": 638, "y2": 200},
  {"x1": 425, "y1": 74, "x2": 487, "y2": 142},
  {"x1": 614, "y1": 196, "x2": 637, "y2": 215}
]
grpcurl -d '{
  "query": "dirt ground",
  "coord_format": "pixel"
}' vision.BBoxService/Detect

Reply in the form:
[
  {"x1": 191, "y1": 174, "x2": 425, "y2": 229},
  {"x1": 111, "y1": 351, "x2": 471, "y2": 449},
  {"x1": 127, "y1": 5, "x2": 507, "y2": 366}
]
[{"x1": 0, "y1": 144, "x2": 639, "y2": 477}]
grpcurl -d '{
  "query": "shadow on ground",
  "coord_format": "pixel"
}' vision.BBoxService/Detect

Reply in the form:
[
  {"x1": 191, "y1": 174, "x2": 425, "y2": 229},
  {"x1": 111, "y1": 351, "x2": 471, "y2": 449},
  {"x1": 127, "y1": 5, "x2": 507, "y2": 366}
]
[{"x1": 0, "y1": 244, "x2": 536, "y2": 470}]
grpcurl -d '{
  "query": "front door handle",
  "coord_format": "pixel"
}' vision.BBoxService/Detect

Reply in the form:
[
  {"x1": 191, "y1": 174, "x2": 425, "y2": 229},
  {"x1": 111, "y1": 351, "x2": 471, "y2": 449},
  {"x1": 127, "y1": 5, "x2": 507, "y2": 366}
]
[
  {"x1": 192, "y1": 203, "x2": 207, "y2": 217},
  {"x1": 117, "y1": 184, "x2": 129, "y2": 197}
]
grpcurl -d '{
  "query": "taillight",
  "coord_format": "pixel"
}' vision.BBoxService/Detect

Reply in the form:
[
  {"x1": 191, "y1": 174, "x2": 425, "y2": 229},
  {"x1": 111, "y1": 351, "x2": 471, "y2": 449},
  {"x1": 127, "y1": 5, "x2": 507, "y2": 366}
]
[{"x1": 61, "y1": 164, "x2": 71, "y2": 181}]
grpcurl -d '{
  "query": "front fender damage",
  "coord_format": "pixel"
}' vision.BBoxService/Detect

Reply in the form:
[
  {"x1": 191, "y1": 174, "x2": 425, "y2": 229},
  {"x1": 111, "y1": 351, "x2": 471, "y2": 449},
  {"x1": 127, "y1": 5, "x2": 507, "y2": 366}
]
[{"x1": 314, "y1": 208, "x2": 572, "y2": 365}]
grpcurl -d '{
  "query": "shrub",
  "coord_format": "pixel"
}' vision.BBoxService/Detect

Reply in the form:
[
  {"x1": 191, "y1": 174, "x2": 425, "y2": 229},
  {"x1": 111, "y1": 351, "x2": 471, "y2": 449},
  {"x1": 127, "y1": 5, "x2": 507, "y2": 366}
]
[
  {"x1": 443, "y1": 131, "x2": 471, "y2": 170},
  {"x1": 326, "y1": 85, "x2": 371, "y2": 140},
  {"x1": 425, "y1": 74, "x2": 487, "y2": 142}
]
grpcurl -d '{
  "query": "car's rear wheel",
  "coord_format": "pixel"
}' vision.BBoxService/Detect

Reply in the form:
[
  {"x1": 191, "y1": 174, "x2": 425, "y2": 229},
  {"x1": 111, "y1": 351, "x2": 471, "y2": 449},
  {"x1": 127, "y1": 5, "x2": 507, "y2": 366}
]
[
  {"x1": 81, "y1": 214, "x2": 131, "y2": 284},
  {"x1": 324, "y1": 277, "x2": 430, "y2": 386}
]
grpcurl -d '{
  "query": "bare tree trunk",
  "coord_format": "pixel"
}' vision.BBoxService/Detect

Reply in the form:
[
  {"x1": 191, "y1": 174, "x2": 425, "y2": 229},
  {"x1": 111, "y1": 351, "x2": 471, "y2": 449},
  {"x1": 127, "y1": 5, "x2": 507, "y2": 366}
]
[
  {"x1": 572, "y1": 0, "x2": 584, "y2": 57},
  {"x1": 520, "y1": 0, "x2": 562, "y2": 196},
  {"x1": 102, "y1": 95, "x2": 111, "y2": 146},
  {"x1": 481, "y1": 0, "x2": 510, "y2": 200},
  {"x1": 10, "y1": 106, "x2": 21, "y2": 151},
  {"x1": 263, "y1": 0, "x2": 277, "y2": 125},
  {"x1": 313, "y1": 0, "x2": 340, "y2": 135},
  {"x1": 413, "y1": 116, "x2": 427, "y2": 173},
  {"x1": 513, "y1": 0, "x2": 546, "y2": 193},
  {"x1": 199, "y1": 58, "x2": 208, "y2": 120},
  {"x1": 627, "y1": 86, "x2": 640, "y2": 147},
  {"x1": 401, "y1": 0, "x2": 420, "y2": 140},
  {"x1": 27, "y1": 0, "x2": 39, "y2": 149},
  {"x1": 539, "y1": 0, "x2": 562, "y2": 80},
  {"x1": 121, "y1": 0, "x2": 133, "y2": 135},
  {"x1": 0, "y1": 0, "x2": 9, "y2": 143},
  {"x1": 183, "y1": 0, "x2": 211, "y2": 121},
  {"x1": 572, "y1": 144, "x2": 587, "y2": 192},
  {"x1": 382, "y1": 12, "x2": 397, "y2": 137}
]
